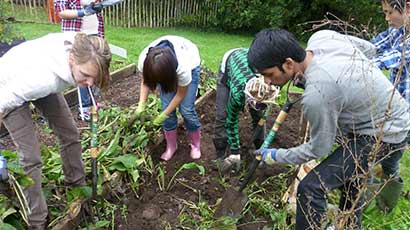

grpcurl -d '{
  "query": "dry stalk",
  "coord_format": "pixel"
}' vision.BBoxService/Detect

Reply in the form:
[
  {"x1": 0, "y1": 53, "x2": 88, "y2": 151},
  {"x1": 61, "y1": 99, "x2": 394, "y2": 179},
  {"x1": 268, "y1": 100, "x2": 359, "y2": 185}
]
[{"x1": 8, "y1": 173, "x2": 30, "y2": 225}]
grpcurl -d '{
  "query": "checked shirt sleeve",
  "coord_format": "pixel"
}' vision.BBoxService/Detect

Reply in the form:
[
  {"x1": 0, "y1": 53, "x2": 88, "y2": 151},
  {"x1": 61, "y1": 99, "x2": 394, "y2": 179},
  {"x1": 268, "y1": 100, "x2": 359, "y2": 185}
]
[
  {"x1": 225, "y1": 81, "x2": 244, "y2": 151},
  {"x1": 371, "y1": 27, "x2": 410, "y2": 105},
  {"x1": 225, "y1": 49, "x2": 254, "y2": 151},
  {"x1": 54, "y1": 0, "x2": 70, "y2": 13},
  {"x1": 371, "y1": 46, "x2": 410, "y2": 70},
  {"x1": 372, "y1": 28, "x2": 395, "y2": 54},
  {"x1": 371, "y1": 28, "x2": 410, "y2": 70}
]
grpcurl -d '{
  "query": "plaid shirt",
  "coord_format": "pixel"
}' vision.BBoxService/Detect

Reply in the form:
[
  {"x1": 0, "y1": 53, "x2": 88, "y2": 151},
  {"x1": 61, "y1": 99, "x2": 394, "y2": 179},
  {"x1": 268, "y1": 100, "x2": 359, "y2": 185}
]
[
  {"x1": 225, "y1": 48, "x2": 255, "y2": 151},
  {"x1": 372, "y1": 27, "x2": 410, "y2": 103},
  {"x1": 54, "y1": 0, "x2": 104, "y2": 37}
]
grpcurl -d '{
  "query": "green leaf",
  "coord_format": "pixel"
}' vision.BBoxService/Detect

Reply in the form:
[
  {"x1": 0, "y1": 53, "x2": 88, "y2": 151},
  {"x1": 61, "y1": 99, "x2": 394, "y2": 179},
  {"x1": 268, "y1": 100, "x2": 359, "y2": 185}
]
[
  {"x1": 6, "y1": 162, "x2": 25, "y2": 176},
  {"x1": 98, "y1": 129, "x2": 122, "y2": 161},
  {"x1": 66, "y1": 186, "x2": 92, "y2": 203},
  {"x1": 180, "y1": 162, "x2": 205, "y2": 176},
  {"x1": 110, "y1": 154, "x2": 137, "y2": 171},
  {"x1": 1, "y1": 208, "x2": 16, "y2": 221},
  {"x1": 95, "y1": 220, "x2": 110, "y2": 227},
  {"x1": 16, "y1": 175, "x2": 34, "y2": 187},
  {"x1": 0, "y1": 223, "x2": 17, "y2": 230},
  {"x1": 109, "y1": 163, "x2": 126, "y2": 172},
  {"x1": 0, "y1": 150, "x2": 18, "y2": 160},
  {"x1": 130, "y1": 169, "x2": 139, "y2": 183}
]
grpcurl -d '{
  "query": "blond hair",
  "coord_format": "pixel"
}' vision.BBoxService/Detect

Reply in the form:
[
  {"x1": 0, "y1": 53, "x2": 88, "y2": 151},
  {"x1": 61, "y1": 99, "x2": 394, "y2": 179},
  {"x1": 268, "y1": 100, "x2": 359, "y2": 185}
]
[{"x1": 71, "y1": 33, "x2": 112, "y2": 89}]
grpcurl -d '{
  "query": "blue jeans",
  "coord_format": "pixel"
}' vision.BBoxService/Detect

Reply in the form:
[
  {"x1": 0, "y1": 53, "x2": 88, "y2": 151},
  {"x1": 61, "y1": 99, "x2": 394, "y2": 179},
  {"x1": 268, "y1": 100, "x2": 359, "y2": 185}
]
[
  {"x1": 160, "y1": 66, "x2": 201, "y2": 132},
  {"x1": 79, "y1": 87, "x2": 92, "y2": 108}
]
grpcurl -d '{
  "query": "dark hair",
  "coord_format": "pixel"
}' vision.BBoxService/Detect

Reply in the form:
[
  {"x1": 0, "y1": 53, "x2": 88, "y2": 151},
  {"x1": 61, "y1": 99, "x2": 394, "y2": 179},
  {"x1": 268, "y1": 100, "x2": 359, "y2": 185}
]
[
  {"x1": 143, "y1": 47, "x2": 178, "y2": 93},
  {"x1": 382, "y1": 0, "x2": 407, "y2": 13},
  {"x1": 248, "y1": 28, "x2": 306, "y2": 73}
]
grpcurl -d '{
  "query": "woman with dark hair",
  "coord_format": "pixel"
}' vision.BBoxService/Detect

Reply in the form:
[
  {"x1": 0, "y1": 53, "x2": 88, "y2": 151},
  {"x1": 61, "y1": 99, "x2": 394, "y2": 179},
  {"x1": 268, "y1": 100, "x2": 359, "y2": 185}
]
[{"x1": 136, "y1": 36, "x2": 202, "y2": 161}]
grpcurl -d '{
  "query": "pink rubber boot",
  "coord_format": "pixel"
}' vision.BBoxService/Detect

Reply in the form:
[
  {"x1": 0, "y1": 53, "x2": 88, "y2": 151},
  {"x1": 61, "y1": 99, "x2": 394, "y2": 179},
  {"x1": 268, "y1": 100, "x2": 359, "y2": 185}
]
[
  {"x1": 161, "y1": 129, "x2": 178, "y2": 161},
  {"x1": 188, "y1": 130, "x2": 201, "y2": 159}
]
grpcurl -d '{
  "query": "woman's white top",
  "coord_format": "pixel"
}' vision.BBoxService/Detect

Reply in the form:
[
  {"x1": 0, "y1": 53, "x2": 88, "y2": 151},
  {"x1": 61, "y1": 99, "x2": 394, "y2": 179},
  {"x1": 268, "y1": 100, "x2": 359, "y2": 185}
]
[{"x1": 0, "y1": 32, "x2": 77, "y2": 113}]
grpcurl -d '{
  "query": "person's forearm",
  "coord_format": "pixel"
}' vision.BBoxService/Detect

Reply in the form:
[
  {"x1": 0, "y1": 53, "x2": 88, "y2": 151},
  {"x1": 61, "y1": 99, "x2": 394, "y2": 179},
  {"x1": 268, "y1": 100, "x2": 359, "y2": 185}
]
[
  {"x1": 58, "y1": 9, "x2": 82, "y2": 19},
  {"x1": 225, "y1": 101, "x2": 241, "y2": 150},
  {"x1": 139, "y1": 79, "x2": 150, "y2": 104},
  {"x1": 163, "y1": 86, "x2": 188, "y2": 115}
]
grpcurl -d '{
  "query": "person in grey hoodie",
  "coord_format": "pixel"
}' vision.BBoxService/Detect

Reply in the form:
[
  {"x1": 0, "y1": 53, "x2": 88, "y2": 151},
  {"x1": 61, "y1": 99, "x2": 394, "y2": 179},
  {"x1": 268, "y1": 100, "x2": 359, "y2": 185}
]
[{"x1": 248, "y1": 29, "x2": 410, "y2": 230}]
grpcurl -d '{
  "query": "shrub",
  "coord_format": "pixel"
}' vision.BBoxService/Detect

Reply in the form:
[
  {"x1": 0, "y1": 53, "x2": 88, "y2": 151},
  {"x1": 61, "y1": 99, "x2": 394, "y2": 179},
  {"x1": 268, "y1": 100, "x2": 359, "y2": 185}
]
[{"x1": 178, "y1": 0, "x2": 385, "y2": 40}]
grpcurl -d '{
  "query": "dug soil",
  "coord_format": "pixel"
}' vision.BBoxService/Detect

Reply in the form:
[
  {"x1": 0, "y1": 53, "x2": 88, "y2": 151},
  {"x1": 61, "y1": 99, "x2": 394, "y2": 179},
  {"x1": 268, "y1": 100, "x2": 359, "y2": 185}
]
[
  {"x1": 0, "y1": 71, "x2": 303, "y2": 229},
  {"x1": 119, "y1": 90, "x2": 303, "y2": 230}
]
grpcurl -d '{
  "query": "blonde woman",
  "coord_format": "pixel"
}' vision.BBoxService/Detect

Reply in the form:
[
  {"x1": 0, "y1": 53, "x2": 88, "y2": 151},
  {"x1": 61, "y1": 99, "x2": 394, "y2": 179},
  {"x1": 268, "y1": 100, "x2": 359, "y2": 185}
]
[
  {"x1": 54, "y1": 0, "x2": 104, "y2": 120},
  {"x1": 0, "y1": 32, "x2": 111, "y2": 230}
]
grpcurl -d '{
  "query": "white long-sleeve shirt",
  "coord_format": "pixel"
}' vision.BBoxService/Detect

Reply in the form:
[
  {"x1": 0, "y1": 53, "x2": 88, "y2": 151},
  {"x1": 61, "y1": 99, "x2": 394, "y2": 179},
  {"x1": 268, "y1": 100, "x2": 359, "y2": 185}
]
[{"x1": 0, "y1": 32, "x2": 77, "y2": 113}]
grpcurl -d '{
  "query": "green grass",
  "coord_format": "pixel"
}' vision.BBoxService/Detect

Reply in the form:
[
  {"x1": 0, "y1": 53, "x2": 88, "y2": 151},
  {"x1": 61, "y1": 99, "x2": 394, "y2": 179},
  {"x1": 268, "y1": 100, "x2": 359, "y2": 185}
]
[
  {"x1": 362, "y1": 151, "x2": 410, "y2": 229},
  {"x1": 15, "y1": 23, "x2": 60, "y2": 38},
  {"x1": 15, "y1": 23, "x2": 253, "y2": 72}
]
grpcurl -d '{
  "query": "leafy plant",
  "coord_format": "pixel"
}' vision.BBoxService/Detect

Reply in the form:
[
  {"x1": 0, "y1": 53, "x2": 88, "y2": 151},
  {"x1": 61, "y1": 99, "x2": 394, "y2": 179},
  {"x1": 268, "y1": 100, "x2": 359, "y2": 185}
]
[
  {"x1": 109, "y1": 154, "x2": 144, "y2": 190},
  {"x1": 155, "y1": 164, "x2": 166, "y2": 192},
  {"x1": 198, "y1": 65, "x2": 217, "y2": 96},
  {"x1": 166, "y1": 162, "x2": 205, "y2": 191},
  {"x1": 0, "y1": 194, "x2": 17, "y2": 227}
]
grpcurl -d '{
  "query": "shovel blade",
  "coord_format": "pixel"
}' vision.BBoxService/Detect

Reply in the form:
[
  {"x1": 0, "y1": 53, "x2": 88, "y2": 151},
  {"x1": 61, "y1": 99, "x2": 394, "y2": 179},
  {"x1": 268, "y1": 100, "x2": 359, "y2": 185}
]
[{"x1": 214, "y1": 187, "x2": 247, "y2": 219}]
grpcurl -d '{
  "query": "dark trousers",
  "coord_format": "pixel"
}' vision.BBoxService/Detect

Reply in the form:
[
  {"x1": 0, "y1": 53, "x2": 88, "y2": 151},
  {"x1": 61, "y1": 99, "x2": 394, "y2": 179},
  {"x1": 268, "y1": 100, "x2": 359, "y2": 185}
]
[
  {"x1": 213, "y1": 69, "x2": 264, "y2": 157},
  {"x1": 296, "y1": 135, "x2": 405, "y2": 230},
  {"x1": 3, "y1": 93, "x2": 85, "y2": 228}
]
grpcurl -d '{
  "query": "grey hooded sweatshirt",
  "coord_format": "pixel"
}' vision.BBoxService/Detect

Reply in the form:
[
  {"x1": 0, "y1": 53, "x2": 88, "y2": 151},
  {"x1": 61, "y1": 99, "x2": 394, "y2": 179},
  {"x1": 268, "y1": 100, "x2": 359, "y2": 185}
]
[{"x1": 276, "y1": 30, "x2": 410, "y2": 165}]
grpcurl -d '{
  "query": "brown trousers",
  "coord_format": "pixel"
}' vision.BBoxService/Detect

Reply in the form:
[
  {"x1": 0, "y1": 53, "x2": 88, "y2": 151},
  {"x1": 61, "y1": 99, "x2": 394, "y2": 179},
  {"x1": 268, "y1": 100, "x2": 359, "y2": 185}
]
[{"x1": 3, "y1": 93, "x2": 85, "y2": 229}]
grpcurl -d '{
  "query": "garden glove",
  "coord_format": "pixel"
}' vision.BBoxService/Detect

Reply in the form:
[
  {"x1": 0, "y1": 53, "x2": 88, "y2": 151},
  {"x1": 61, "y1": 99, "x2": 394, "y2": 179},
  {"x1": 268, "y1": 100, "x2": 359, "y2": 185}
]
[
  {"x1": 135, "y1": 102, "x2": 146, "y2": 117},
  {"x1": 220, "y1": 150, "x2": 241, "y2": 174},
  {"x1": 153, "y1": 112, "x2": 169, "y2": 126},
  {"x1": 254, "y1": 148, "x2": 277, "y2": 165},
  {"x1": 77, "y1": 2, "x2": 102, "y2": 17}
]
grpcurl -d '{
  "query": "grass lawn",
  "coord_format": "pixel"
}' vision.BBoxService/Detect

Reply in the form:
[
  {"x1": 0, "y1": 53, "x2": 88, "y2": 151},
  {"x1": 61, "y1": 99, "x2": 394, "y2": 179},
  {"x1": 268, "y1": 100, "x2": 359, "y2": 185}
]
[
  {"x1": 362, "y1": 151, "x2": 410, "y2": 229},
  {"x1": 13, "y1": 22, "x2": 410, "y2": 229}
]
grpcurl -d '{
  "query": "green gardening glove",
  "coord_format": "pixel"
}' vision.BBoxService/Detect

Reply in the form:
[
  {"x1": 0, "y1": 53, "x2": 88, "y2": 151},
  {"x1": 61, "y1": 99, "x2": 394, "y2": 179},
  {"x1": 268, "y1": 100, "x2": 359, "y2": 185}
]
[
  {"x1": 135, "y1": 102, "x2": 146, "y2": 117},
  {"x1": 153, "y1": 112, "x2": 169, "y2": 126}
]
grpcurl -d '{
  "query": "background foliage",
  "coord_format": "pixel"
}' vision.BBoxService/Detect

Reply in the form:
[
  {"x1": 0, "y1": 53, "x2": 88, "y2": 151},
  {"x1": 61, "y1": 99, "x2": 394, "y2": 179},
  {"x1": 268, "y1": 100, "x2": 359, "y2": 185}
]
[
  {"x1": 0, "y1": 0, "x2": 22, "y2": 43},
  {"x1": 180, "y1": 0, "x2": 385, "y2": 40}
]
